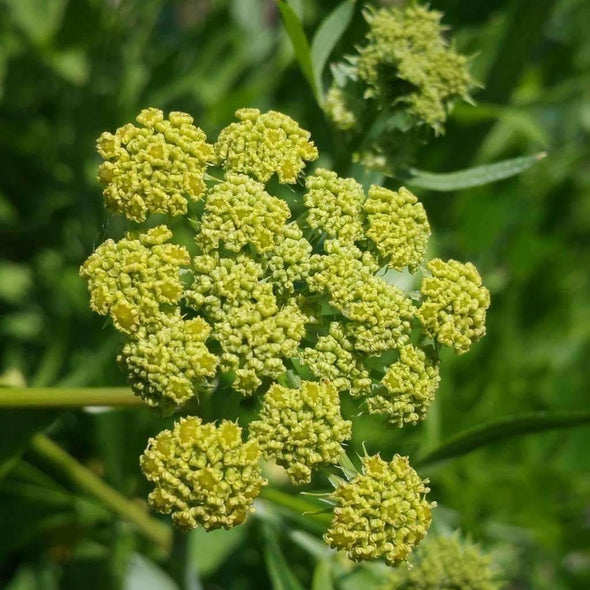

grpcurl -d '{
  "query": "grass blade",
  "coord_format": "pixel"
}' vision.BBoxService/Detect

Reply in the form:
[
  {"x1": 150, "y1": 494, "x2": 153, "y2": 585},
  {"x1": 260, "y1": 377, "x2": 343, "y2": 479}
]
[
  {"x1": 406, "y1": 152, "x2": 547, "y2": 191},
  {"x1": 262, "y1": 523, "x2": 305, "y2": 590},
  {"x1": 277, "y1": 1, "x2": 319, "y2": 102},
  {"x1": 311, "y1": 0, "x2": 356, "y2": 101},
  {"x1": 416, "y1": 411, "x2": 590, "y2": 467}
]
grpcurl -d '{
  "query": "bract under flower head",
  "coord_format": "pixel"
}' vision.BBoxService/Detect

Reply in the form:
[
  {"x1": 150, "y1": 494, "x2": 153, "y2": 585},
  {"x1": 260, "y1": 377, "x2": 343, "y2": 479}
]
[
  {"x1": 325, "y1": 454, "x2": 434, "y2": 566},
  {"x1": 250, "y1": 381, "x2": 352, "y2": 484},
  {"x1": 417, "y1": 258, "x2": 490, "y2": 354},
  {"x1": 97, "y1": 108, "x2": 214, "y2": 222},
  {"x1": 140, "y1": 416, "x2": 266, "y2": 531},
  {"x1": 215, "y1": 108, "x2": 319, "y2": 183}
]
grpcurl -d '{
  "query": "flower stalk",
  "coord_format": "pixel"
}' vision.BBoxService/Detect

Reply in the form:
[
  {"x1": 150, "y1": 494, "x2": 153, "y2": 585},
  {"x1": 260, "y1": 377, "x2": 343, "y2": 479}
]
[
  {"x1": 0, "y1": 387, "x2": 141, "y2": 408},
  {"x1": 29, "y1": 433, "x2": 172, "y2": 553}
]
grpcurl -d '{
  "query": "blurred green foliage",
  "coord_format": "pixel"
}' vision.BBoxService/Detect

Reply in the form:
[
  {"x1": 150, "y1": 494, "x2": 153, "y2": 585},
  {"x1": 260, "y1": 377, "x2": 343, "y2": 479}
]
[{"x1": 0, "y1": 0, "x2": 589, "y2": 588}]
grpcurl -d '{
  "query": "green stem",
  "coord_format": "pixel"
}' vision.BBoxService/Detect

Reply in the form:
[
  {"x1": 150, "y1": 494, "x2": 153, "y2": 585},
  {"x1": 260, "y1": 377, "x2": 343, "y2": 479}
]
[
  {"x1": 0, "y1": 387, "x2": 142, "y2": 408},
  {"x1": 260, "y1": 487, "x2": 331, "y2": 525},
  {"x1": 29, "y1": 433, "x2": 172, "y2": 554}
]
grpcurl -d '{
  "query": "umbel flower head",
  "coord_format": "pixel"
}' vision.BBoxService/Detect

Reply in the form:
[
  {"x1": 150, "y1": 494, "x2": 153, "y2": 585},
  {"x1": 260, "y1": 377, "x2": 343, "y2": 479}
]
[
  {"x1": 215, "y1": 108, "x2": 319, "y2": 183},
  {"x1": 79, "y1": 225, "x2": 189, "y2": 334},
  {"x1": 249, "y1": 381, "x2": 352, "y2": 484},
  {"x1": 97, "y1": 108, "x2": 215, "y2": 222},
  {"x1": 385, "y1": 534, "x2": 502, "y2": 590},
  {"x1": 417, "y1": 259, "x2": 491, "y2": 354},
  {"x1": 82, "y1": 106, "x2": 490, "y2": 548},
  {"x1": 140, "y1": 416, "x2": 266, "y2": 531},
  {"x1": 325, "y1": 454, "x2": 435, "y2": 566},
  {"x1": 119, "y1": 311, "x2": 218, "y2": 412},
  {"x1": 356, "y1": 5, "x2": 472, "y2": 132},
  {"x1": 324, "y1": 5, "x2": 473, "y2": 174}
]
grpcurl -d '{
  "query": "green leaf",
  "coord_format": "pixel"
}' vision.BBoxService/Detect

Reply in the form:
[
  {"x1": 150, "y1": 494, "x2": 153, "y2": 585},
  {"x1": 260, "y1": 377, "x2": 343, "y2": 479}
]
[
  {"x1": 406, "y1": 153, "x2": 547, "y2": 191},
  {"x1": 189, "y1": 524, "x2": 248, "y2": 578},
  {"x1": 262, "y1": 523, "x2": 305, "y2": 590},
  {"x1": 277, "y1": 1, "x2": 319, "y2": 102},
  {"x1": 312, "y1": 559, "x2": 334, "y2": 590},
  {"x1": 125, "y1": 554, "x2": 179, "y2": 590},
  {"x1": 310, "y1": 0, "x2": 356, "y2": 100},
  {"x1": 416, "y1": 411, "x2": 590, "y2": 467}
]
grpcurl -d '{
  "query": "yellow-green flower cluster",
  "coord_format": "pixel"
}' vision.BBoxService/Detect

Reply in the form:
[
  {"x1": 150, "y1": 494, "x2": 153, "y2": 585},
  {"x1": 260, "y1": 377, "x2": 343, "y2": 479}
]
[
  {"x1": 309, "y1": 242, "x2": 414, "y2": 354},
  {"x1": 199, "y1": 173, "x2": 290, "y2": 253},
  {"x1": 386, "y1": 535, "x2": 502, "y2": 590},
  {"x1": 417, "y1": 259, "x2": 491, "y2": 354},
  {"x1": 140, "y1": 417, "x2": 266, "y2": 531},
  {"x1": 97, "y1": 108, "x2": 214, "y2": 222},
  {"x1": 249, "y1": 381, "x2": 352, "y2": 484},
  {"x1": 300, "y1": 323, "x2": 371, "y2": 397},
  {"x1": 356, "y1": 5, "x2": 472, "y2": 132},
  {"x1": 368, "y1": 345, "x2": 440, "y2": 427},
  {"x1": 215, "y1": 108, "x2": 319, "y2": 184},
  {"x1": 363, "y1": 186, "x2": 430, "y2": 271},
  {"x1": 79, "y1": 225, "x2": 189, "y2": 334},
  {"x1": 118, "y1": 312, "x2": 217, "y2": 412},
  {"x1": 324, "y1": 86, "x2": 358, "y2": 131},
  {"x1": 325, "y1": 454, "x2": 434, "y2": 566},
  {"x1": 188, "y1": 254, "x2": 308, "y2": 394},
  {"x1": 304, "y1": 168, "x2": 364, "y2": 244},
  {"x1": 82, "y1": 107, "x2": 491, "y2": 547},
  {"x1": 261, "y1": 223, "x2": 312, "y2": 294}
]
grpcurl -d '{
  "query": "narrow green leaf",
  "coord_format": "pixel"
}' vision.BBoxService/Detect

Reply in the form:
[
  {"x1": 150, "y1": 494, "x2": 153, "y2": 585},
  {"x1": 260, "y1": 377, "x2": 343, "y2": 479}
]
[
  {"x1": 262, "y1": 523, "x2": 305, "y2": 590},
  {"x1": 416, "y1": 411, "x2": 590, "y2": 467},
  {"x1": 406, "y1": 152, "x2": 547, "y2": 191},
  {"x1": 311, "y1": 0, "x2": 356, "y2": 100},
  {"x1": 312, "y1": 559, "x2": 334, "y2": 590},
  {"x1": 277, "y1": 1, "x2": 319, "y2": 101}
]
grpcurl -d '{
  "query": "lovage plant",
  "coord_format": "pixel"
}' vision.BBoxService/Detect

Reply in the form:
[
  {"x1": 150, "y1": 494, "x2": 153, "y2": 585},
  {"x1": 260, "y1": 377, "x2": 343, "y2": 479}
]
[{"x1": 80, "y1": 103, "x2": 490, "y2": 569}]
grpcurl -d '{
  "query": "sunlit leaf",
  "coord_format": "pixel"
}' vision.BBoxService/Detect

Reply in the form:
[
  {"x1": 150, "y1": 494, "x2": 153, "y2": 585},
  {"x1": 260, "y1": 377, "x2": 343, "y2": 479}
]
[
  {"x1": 262, "y1": 523, "x2": 305, "y2": 590},
  {"x1": 416, "y1": 411, "x2": 590, "y2": 467},
  {"x1": 406, "y1": 153, "x2": 547, "y2": 191},
  {"x1": 312, "y1": 559, "x2": 334, "y2": 590},
  {"x1": 277, "y1": 1, "x2": 319, "y2": 101},
  {"x1": 311, "y1": 0, "x2": 356, "y2": 100}
]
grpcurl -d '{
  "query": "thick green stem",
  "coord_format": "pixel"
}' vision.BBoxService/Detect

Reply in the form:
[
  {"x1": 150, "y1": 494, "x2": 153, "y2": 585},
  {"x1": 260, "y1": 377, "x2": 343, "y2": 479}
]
[
  {"x1": 29, "y1": 433, "x2": 172, "y2": 553},
  {"x1": 0, "y1": 387, "x2": 142, "y2": 408}
]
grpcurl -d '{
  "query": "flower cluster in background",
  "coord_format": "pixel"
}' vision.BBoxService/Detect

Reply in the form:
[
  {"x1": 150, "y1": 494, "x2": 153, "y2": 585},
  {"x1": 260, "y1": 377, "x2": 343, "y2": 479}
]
[
  {"x1": 385, "y1": 534, "x2": 502, "y2": 589},
  {"x1": 325, "y1": 4, "x2": 473, "y2": 174},
  {"x1": 81, "y1": 106, "x2": 490, "y2": 565}
]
